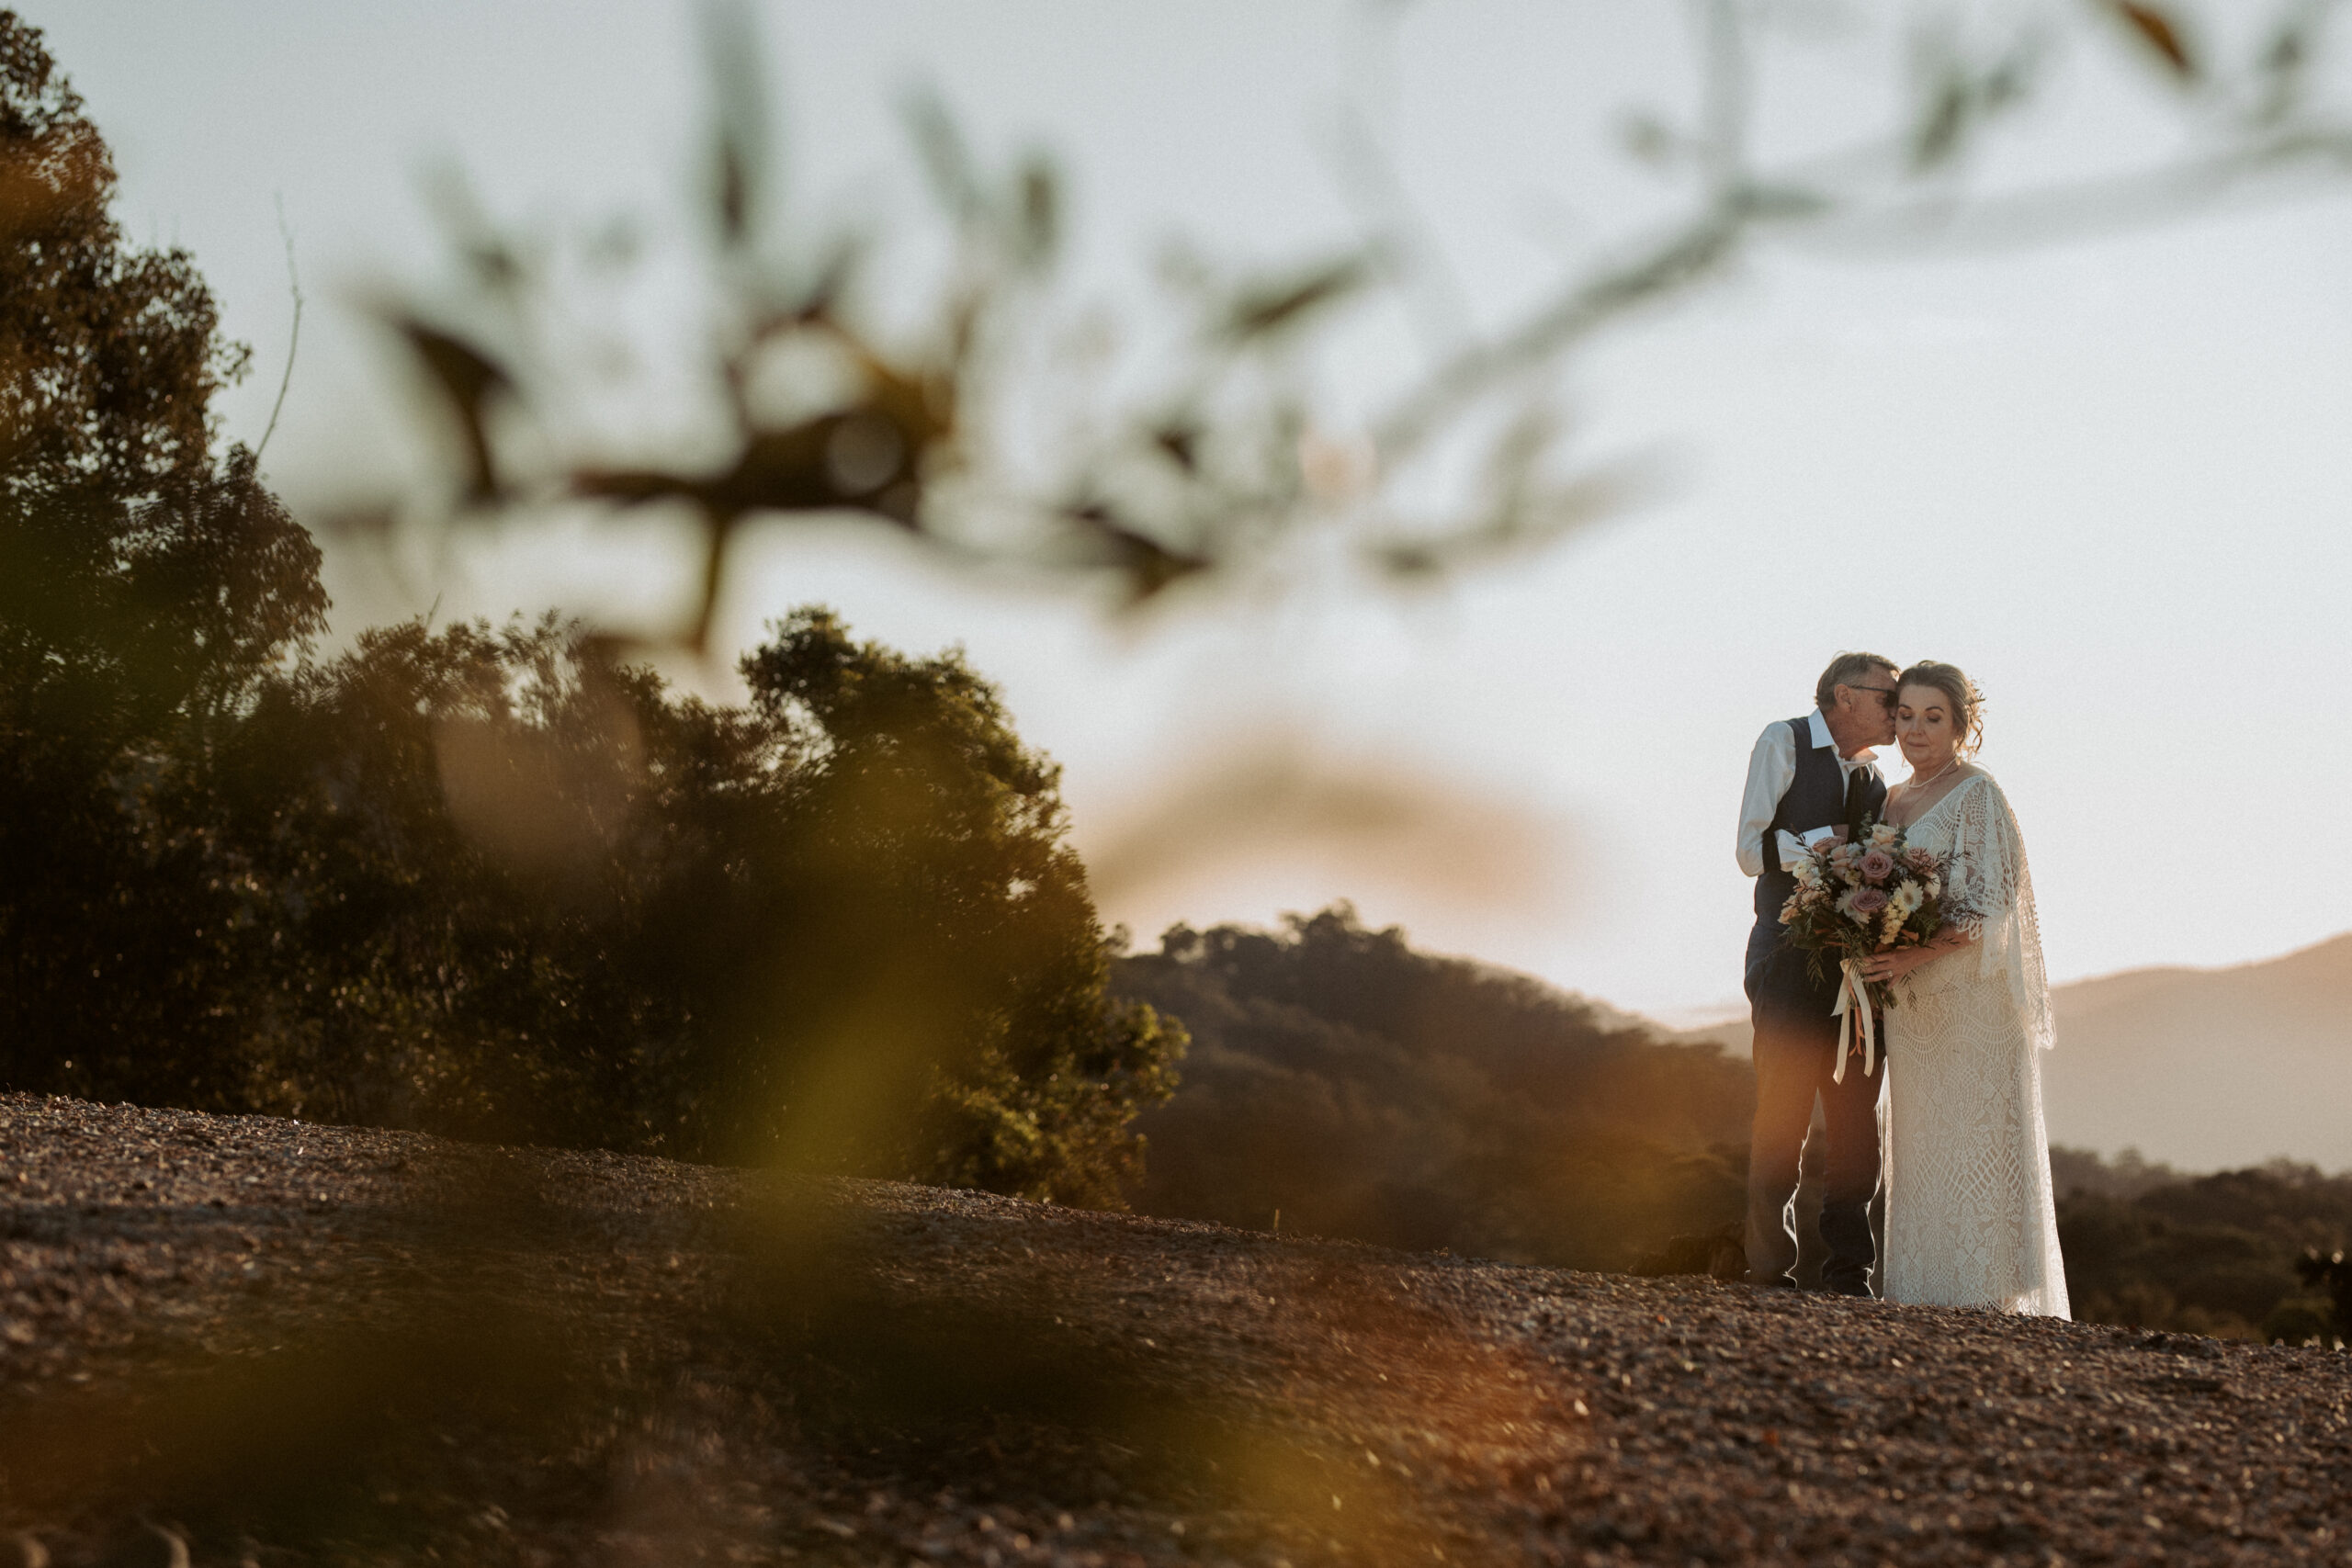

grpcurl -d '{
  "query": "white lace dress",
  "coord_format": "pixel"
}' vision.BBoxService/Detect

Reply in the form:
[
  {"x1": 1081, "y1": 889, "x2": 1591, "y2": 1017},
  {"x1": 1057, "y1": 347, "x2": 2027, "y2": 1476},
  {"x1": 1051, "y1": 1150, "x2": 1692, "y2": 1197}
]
[{"x1": 1883, "y1": 771, "x2": 2070, "y2": 1317}]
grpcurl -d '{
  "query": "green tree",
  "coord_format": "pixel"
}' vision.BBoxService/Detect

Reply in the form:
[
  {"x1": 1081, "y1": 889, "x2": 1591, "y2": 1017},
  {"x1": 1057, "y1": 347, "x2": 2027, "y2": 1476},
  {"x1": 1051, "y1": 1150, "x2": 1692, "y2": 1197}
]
[
  {"x1": 0, "y1": 14, "x2": 327, "y2": 1104},
  {"x1": 211, "y1": 616, "x2": 670, "y2": 1141},
  {"x1": 734, "y1": 608, "x2": 1183, "y2": 1203},
  {"x1": 221, "y1": 608, "x2": 1179, "y2": 1204},
  {"x1": 0, "y1": 16, "x2": 1169, "y2": 1208},
  {"x1": 2053, "y1": 1155, "x2": 2352, "y2": 1340}
]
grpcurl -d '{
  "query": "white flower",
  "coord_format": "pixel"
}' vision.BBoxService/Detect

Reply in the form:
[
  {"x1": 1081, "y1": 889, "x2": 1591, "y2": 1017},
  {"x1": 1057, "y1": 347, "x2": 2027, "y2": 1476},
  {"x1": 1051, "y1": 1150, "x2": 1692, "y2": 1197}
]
[{"x1": 1869, "y1": 823, "x2": 1899, "y2": 847}]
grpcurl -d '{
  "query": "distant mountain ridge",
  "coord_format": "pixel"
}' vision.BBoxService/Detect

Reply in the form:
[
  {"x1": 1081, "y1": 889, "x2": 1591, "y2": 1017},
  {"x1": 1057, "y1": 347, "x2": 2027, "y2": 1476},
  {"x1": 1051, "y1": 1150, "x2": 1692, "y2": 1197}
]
[
  {"x1": 1635, "y1": 935, "x2": 2352, "y2": 1174},
  {"x1": 2040, "y1": 933, "x2": 2352, "y2": 1173}
]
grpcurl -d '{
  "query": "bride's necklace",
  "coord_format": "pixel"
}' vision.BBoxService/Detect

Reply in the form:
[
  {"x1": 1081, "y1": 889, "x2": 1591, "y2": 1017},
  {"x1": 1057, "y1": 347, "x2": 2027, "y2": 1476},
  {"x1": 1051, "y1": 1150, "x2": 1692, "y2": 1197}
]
[{"x1": 1905, "y1": 754, "x2": 1962, "y2": 793}]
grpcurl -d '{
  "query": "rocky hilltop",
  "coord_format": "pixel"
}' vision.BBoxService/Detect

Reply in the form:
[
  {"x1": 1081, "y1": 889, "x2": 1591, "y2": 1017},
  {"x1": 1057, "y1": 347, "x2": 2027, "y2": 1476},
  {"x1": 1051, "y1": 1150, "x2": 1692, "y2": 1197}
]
[{"x1": 2, "y1": 1094, "x2": 2348, "y2": 1566}]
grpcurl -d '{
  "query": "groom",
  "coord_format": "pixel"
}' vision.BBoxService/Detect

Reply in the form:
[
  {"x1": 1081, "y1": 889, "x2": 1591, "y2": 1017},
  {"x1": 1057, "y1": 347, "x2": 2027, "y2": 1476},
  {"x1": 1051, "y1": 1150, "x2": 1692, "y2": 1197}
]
[{"x1": 1736, "y1": 651, "x2": 1899, "y2": 1295}]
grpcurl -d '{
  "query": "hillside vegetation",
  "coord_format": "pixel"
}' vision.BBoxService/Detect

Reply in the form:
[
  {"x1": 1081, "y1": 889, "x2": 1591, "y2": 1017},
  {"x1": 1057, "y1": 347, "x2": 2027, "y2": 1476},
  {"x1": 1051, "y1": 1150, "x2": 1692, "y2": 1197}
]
[
  {"x1": 1117, "y1": 908, "x2": 2352, "y2": 1343},
  {"x1": 2052, "y1": 1150, "x2": 2352, "y2": 1343},
  {"x1": 1114, "y1": 907, "x2": 1753, "y2": 1271}
]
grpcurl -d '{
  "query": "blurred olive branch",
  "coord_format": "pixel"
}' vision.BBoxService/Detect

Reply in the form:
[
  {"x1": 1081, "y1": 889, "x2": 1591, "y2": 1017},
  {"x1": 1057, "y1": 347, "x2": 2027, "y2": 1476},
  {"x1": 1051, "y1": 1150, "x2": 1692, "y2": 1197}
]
[
  {"x1": 252, "y1": 194, "x2": 301, "y2": 467},
  {"x1": 355, "y1": 0, "x2": 2352, "y2": 659}
]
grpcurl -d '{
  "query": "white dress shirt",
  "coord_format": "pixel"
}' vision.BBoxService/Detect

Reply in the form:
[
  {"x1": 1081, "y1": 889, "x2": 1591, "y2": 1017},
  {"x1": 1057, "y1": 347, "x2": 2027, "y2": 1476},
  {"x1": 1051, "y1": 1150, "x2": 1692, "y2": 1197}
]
[{"x1": 1736, "y1": 708, "x2": 1883, "y2": 877}]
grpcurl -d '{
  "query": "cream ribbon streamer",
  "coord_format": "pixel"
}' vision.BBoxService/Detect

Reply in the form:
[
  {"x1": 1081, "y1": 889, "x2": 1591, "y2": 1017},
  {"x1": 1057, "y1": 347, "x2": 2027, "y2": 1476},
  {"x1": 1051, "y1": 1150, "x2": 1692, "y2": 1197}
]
[{"x1": 1829, "y1": 957, "x2": 1877, "y2": 1085}]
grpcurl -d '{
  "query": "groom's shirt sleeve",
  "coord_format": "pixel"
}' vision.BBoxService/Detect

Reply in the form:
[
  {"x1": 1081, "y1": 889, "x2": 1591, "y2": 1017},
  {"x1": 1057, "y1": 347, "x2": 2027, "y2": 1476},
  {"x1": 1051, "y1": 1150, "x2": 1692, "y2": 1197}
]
[{"x1": 1736, "y1": 721, "x2": 1797, "y2": 878}]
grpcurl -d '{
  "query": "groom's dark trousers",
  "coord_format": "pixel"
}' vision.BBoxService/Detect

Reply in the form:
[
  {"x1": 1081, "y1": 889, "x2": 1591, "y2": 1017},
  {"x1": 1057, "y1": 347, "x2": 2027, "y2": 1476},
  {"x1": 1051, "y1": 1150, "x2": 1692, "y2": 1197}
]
[
  {"x1": 1743, "y1": 714, "x2": 1886, "y2": 1294},
  {"x1": 1744, "y1": 946, "x2": 1884, "y2": 1292}
]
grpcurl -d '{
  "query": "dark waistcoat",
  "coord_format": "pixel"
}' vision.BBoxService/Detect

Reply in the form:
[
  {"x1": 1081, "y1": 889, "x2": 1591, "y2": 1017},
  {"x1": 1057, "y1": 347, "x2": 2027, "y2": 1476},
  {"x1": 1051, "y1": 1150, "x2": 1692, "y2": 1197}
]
[{"x1": 1746, "y1": 715, "x2": 1887, "y2": 1008}]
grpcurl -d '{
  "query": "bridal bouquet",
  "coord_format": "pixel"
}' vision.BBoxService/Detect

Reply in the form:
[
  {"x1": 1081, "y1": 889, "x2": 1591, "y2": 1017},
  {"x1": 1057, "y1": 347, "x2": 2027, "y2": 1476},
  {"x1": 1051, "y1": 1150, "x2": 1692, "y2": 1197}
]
[{"x1": 1777, "y1": 821, "x2": 1964, "y2": 1080}]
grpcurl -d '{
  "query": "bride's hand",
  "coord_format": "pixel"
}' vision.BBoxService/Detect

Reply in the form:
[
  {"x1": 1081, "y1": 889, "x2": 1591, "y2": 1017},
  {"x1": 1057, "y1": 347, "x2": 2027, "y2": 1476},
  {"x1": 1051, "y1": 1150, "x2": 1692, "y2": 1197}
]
[{"x1": 1859, "y1": 946, "x2": 1932, "y2": 985}]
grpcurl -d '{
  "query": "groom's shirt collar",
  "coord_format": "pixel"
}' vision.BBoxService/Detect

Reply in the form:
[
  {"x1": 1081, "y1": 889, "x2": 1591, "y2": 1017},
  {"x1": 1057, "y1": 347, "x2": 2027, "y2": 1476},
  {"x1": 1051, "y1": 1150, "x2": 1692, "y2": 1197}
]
[{"x1": 1808, "y1": 706, "x2": 1878, "y2": 773}]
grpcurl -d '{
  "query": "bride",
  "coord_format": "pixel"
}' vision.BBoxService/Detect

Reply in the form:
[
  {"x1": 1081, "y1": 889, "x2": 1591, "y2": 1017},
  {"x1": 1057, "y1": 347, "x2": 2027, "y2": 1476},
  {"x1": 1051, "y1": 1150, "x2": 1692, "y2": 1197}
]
[{"x1": 1857, "y1": 661, "x2": 2069, "y2": 1316}]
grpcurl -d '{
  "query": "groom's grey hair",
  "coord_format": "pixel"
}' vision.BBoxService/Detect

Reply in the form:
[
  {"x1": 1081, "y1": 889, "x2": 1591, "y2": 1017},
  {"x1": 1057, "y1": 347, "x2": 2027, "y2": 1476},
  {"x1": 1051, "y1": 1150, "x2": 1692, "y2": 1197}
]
[{"x1": 1815, "y1": 651, "x2": 1898, "y2": 711}]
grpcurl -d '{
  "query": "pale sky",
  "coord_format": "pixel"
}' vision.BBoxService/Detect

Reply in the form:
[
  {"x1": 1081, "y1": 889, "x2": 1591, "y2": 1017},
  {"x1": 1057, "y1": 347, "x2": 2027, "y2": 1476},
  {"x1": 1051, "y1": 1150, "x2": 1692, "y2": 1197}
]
[{"x1": 42, "y1": 1, "x2": 2352, "y2": 1021}]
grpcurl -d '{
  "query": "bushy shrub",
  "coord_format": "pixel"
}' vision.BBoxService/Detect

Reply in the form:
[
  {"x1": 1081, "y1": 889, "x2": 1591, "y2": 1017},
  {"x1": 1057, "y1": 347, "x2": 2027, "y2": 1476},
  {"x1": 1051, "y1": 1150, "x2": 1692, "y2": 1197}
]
[
  {"x1": 198, "y1": 609, "x2": 1180, "y2": 1201},
  {"x1": 2054, "y1": 1156, "x2": 2352, "y2": 1342}
]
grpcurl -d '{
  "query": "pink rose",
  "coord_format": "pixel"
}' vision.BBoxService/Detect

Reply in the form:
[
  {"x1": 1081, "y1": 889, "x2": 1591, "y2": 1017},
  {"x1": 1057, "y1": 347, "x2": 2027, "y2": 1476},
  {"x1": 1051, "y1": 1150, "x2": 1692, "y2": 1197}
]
[
  {"x1": 1858, "y1": 849, "x2": 1895, "y2": 884},
  {"x1": 1851, "y1": 886, "x2": 1890, "y2": 915},
  {"x1": 1905, "y1": 846, "x2": 1938, "y2": 873}
]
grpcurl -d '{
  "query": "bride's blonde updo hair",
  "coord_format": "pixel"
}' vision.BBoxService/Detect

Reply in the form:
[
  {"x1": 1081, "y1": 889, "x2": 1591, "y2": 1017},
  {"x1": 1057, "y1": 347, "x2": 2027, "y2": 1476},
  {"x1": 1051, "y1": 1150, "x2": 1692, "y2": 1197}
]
[{"x1": 1897, "y1": 660, "x2": 1985, "y2": 756}]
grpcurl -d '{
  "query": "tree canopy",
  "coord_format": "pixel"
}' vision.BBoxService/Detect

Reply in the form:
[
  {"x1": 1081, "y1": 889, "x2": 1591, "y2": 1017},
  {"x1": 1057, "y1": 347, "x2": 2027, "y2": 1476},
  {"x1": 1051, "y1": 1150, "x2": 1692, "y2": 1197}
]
[
  {"x1": 0, "y1": 13, "x2": 327, "y2": 1105},
  {"x1": 207, "y1": 608, "x2": 1182, "y2": 1200},
  {"x1": 0, "y1": 17, "x2": 1177, "y2": 1207}
]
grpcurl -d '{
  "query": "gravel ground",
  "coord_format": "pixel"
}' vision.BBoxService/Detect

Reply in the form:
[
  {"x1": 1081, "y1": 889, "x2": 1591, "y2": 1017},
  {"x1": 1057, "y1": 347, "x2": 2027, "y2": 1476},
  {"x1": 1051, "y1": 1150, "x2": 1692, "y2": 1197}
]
[{"x1": 3, "y1": 1092, "x2": 2349, "y2": 1566}]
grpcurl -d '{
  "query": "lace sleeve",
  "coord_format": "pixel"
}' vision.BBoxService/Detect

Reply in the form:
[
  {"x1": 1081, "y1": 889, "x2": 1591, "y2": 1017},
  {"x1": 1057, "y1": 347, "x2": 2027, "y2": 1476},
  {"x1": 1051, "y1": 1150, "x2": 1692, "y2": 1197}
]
[{"x1": 1947, "y1": 773, "x2": 2054, "y2": 1053}]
